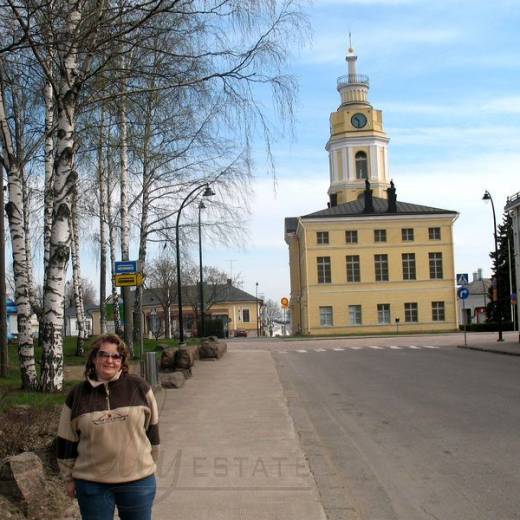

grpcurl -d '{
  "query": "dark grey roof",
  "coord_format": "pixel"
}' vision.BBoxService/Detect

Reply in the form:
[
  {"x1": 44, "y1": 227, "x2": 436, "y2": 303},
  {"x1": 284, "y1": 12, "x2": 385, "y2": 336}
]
[
  {"x1": 142, "y1": 284, "x2": 260, "y2": 306},
  {"x1": 302, "y1": 196, "x2": 457, "y2": 219}
]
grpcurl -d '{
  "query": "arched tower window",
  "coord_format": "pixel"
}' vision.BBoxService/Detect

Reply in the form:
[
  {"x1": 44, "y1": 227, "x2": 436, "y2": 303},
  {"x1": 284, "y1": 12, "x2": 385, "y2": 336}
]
[{"x1": 355, "y1": 151, "x2": 368, "y2": 179}]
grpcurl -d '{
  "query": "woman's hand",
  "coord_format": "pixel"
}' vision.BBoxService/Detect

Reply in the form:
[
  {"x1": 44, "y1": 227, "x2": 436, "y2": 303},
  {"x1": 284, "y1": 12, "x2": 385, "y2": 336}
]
[{"x1": 66, "y1": 480, "x2": 76, "y2": 498}]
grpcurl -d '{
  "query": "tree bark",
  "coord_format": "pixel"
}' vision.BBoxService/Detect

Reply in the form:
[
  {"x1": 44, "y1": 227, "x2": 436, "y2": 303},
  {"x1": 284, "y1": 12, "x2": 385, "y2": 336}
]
[
  {"x1": 98, "y1": 109, "x2": 107, "y2": 335},
  {"x1": 0, "y1": 68, "x2": 37, "y2": 390},
  {"x1": 119, "y1": 76, "x2": 133, "y2": 353},
  {"x1": 70, "y1": 186, "x2": 86, "y2": 355},
  {"x1": 40, "y1": 6, "x2": 81, "y2": 392}
]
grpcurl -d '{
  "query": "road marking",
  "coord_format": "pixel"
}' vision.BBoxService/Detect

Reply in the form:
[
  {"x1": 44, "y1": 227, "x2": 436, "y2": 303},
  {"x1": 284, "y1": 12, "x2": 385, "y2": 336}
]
[
  {"x1": 296, "y1": 349, "x2": 308, "y2": 353},
  {"x1": 315, "y1": 348, "x2": 326, "y2": 352},
  {"x1": 423, "y1": 346, "x2": 439, "y2": 349},
  {"x1": 333, "y1": 348, "x2": 345, "y2": 351},
  {"x1": 369, "y1": 346, "x2": 383, "y2": 350},
  {"x1": 408, "y1": 345, "x2": 420, "y2": 349},
  {"x1": 277, "y1": 351, "x2": 288, "y2": 354},
  {"x1": 349, "y1": 346, "x2": 362, "y2": 350},
  {"x1": 389, "y1": 346, "x2": 402, "y2": 350}
]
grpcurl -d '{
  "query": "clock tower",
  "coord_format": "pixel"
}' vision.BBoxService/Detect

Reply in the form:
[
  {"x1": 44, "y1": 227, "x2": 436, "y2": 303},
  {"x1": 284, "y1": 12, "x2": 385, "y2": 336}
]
[{"x1": 326, "y1": 44, "x2": 390, "y2": 205}]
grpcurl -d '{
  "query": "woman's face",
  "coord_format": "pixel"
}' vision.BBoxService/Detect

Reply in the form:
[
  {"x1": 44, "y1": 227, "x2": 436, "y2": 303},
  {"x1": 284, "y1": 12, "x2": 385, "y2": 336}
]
[{"x1": 94, "y1": 342, "x2": 122, "y2": 380}]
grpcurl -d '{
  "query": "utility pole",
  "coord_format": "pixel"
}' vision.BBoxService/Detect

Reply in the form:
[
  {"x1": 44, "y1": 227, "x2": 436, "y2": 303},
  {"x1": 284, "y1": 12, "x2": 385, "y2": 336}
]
[{"x1": 0, "y1": 171, "x2": 7, "y2": 377}]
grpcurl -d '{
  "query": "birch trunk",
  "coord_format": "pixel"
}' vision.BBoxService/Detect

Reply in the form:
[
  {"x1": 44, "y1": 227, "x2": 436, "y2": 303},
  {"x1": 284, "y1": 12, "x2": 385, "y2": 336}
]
[
  {"x1": 106, "y1": 143, "x2": 122, "y2": 336},
  {"x1": 40, "y1": 7, "x2": 81, "y2": 392},
  {"x1": 43, "y1": 76, "x2": 54, "y2": 284},
  {"x1": 21, "y1": 171, "x2": 36, "y2": 308},
  {"x1": 98, "y1": 109, "x2": 107, "y2": 335},
  {"x1": 70, "y1": 187, "x2": 86, "y2": 355},
  {"x1": 133, "y1": 98, "x2": 153, "y2": 346},
  {"x1": 0, "y1": 70, "x2": 37, "y2": 389},
  {"x1": 119, "y1": 79, "x2": 133, "y2": 353}
]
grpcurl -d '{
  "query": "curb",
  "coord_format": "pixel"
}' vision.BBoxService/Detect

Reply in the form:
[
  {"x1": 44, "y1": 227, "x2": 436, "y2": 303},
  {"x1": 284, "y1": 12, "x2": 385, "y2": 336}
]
[{"x1": 457, "y1": 345, "x2": 520, "y2": 357}]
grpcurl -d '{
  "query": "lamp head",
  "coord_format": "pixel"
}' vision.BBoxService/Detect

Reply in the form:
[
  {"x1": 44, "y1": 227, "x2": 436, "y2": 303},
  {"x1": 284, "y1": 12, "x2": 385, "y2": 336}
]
[
  {"x1": 482, "y1": 190, "x2": 491, "y2": 201},
  {"x1": 202, "y1": 185, "x2": 216, "y2": 197}
]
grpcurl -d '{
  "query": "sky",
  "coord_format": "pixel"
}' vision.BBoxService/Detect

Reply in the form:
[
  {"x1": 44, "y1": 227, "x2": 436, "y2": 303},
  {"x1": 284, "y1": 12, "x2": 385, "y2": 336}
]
[{"x1": 201, "y1": 0, "x2": 520, "y2": 303}]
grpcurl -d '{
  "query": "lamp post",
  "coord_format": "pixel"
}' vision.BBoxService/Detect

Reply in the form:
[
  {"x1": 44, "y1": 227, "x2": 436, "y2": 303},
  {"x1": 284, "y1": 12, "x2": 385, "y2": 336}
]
[
  {"x1": 198, "y1": 200, "x2": 206, "y2": 338},
  {"x1": 483, "y1": 190, "x2": 504, "y2": 341},
  {"x1": 255, "y1": 282, "x2": 259, "y2": 337},
  {"x1": 175, "y1": 183, "x2": 215, "y2": 343}
]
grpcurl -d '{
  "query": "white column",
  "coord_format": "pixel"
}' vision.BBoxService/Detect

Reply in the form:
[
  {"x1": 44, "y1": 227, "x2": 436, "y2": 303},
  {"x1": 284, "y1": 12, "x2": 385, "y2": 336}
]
[
  {"x1": 341, "y1": 147, "x2": 348, "y2": 180},
  {"x1": 347, "y1": 147, "x2": 355, "y2": 181},
  {"x1": 369, "y1": 145, "x2": 378, "y2": 180}
]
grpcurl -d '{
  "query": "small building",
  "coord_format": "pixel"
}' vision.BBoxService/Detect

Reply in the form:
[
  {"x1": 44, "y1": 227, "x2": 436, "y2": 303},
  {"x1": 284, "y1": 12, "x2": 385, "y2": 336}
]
[
  {"x1": 64, "y1": 305, "x2": 95, "y2": 337},
  {"x1": 89, "y1": 279, "x2": 262, "y2": 338},
  {"x1": 457, "y1": 269, "x2": 491, "y2": 325}
]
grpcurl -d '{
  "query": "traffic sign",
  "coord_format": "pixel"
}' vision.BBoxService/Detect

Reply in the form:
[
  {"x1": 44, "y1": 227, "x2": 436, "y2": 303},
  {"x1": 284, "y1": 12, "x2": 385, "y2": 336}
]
[
  {"x1": 512, "y1": 293, "x2": 517, "y2": 305},
  {"x1": 115, "y1": 260, "x2": 139, "y2": 274},
  {"x1": 456, "y1": 273, "x2": 469, "y2": 285},
  {"x1": 280, "y1": 297, "x2": 289, "y2": 308},
  {"x1": 114, "y1": 273, "x2": 144, "y2": 287},
  {"x1": 457, "y1": 287, "x2": 469, "y2": 300}
]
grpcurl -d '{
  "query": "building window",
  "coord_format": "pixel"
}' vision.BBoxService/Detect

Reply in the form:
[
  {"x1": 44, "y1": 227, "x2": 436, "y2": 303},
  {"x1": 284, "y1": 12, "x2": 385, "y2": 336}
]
[
  {"x1": 349, "y1": 305, "x2": 362, "y2": 325},
  {"x1": 320, "y1": 306, "x2": 333, "y2": 327},
  {"x1": 404, "y1": 302, "x2": 418, "y2": 322},
  {"x1": 355, "y1": 151, "x2": 368, "y2": 179},
  {"x1": 317, "y1": 256, "x2": 331, "y2": 284},
  {"x1": 317, "y1": 231, "x2": 329, "y2": 244},
  {"x1": 429, "y1": 252, "x2": 443, "y2": 279},
  {"x1": 374, "y1": 229, "x2": 387, "y2": 242},
  {"x1": 242, "y1": 309, "x2": 250, "y2": 322},
  {"x1": 345, "y1": 230, "x2": 358, "y2": 244},
  {"x1": 374, "y1": 254, "x2": 389, "y2": 281},
  {"x1": 377, "y1": 304, "x2": 391, "y2": 324},
  {"x1": 429, "y1": 227, "x2": 441, "y2": 240},
  {"x1": 346, "y1": 255, "x2": 361, "y2": 282},
  {"x1": 402, "y1": 253, "x2": 416, "y2": 280},
  {"x1": 432, "y1": 301, "x2": 445, "y2": 321},
  {"x1": 401, "y1": 228, "x2": 414, "y2": 241}
]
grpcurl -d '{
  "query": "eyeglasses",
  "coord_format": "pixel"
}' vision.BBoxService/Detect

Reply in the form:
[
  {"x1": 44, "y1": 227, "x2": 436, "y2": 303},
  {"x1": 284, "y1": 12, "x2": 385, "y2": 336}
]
[{"x1": 97, "y1": 351, "x2": 123, "y2": 361}]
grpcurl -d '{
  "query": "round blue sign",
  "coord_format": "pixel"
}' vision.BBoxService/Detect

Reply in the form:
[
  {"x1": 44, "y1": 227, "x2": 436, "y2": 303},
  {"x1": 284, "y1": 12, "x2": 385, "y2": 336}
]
[{"x1": 457, "y1": 287, "x2": 470, "y2": 300}]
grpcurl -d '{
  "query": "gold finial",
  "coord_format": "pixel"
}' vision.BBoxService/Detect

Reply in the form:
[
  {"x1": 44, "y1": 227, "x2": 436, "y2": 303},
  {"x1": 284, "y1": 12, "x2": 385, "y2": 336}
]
[{"x1": 348, "y1": 32, "x2": 354, "y2": 54}]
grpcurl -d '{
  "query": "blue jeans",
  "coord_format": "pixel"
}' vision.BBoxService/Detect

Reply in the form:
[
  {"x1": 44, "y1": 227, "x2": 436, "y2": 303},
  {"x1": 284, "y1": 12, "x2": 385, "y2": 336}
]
[{"x1": 75, "y1": 474, "x2": 156, "y2": 520}]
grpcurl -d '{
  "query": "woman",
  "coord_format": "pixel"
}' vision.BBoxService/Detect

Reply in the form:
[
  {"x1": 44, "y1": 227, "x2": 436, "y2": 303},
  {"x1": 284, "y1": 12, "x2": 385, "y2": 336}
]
[{"x1": 57, "y1": 334, "x2": 160, "y2": 520}]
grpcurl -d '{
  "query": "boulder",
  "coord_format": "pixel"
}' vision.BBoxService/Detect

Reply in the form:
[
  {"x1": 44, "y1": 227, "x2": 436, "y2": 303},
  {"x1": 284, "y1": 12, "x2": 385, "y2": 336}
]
[
  {"x1": 160, "y1": 348, "x2": 177, "y2": 371},
  {"x1": 0, "y1": 452, "x2": 48, "y2": 517},
  {"x1": 174, "y1": 347, "x2": 196, "y2": 369},
  {"x1": 175, "y1": 367, "x2": 192, "y2": 379},
  {"x1": 160, "y1": 372, "x2": 186, "y2": 389},
  {"x1": 199, "y1": 338, "x2": 227, "y2": 359}
]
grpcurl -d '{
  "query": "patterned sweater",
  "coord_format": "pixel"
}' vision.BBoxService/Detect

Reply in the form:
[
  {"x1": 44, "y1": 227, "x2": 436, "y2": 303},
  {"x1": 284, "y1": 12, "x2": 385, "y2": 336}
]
[{"x1": 57, "y1": 372, "x2": 160, "y2": 483}]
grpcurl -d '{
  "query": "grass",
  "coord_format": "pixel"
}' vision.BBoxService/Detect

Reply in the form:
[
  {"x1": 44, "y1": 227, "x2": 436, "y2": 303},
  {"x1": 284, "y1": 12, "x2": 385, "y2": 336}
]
[{"x1": 0, "y1": 334, "x2": 200, "y2": 411}]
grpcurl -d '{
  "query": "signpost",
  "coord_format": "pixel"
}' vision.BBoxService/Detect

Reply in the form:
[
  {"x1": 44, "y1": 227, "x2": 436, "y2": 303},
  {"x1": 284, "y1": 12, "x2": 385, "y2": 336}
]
[
  {"x1": 280, "y1": 297, "x2": 289, "y2": 336},
  {"x1": 114, "y1": 260, "x2": 145, "y2": 375},
  {"x1": 456, "y1": 273, "x2": 469, "y2": 286},
  {"x1": 457, "y1": 286, "x2": 470, "y2": 346}
]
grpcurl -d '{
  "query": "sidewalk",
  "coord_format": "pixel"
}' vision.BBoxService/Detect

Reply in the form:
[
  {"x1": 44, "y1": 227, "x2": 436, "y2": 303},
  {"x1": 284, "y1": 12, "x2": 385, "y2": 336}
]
[
  {"x1": 457, "y1": 336, "x2": 520, "y2": 356},
  {"x1": 153, "y1": 351, "x2": 327, "y2": 520}
]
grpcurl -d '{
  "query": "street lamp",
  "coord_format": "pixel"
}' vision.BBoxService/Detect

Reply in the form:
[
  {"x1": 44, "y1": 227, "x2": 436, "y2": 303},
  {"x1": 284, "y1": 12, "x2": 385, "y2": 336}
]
[
  {"x1": 198, "y1": 200, "x2": 206, "y2": 338},
  {"x1": 176, "y1": 183, "x2": 215, "y2": 343},
  {"x1": 255, "y1": 282, "x2": 259, "y2": 336},
  {"x1": 483, "y1": 190, "x2": 504, "y2": 341}
]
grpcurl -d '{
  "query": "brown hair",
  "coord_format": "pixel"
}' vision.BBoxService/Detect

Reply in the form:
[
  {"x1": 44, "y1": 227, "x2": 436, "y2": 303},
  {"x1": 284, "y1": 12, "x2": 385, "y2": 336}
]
[{"x1": 84, "y1": 334, "x2": 130, "y2": 380}]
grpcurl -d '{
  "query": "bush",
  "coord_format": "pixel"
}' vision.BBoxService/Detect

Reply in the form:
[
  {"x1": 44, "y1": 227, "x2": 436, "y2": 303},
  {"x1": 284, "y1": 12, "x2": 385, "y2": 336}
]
[{"x1": 459, "y1": 321, "x2": 514, "y2": 332}]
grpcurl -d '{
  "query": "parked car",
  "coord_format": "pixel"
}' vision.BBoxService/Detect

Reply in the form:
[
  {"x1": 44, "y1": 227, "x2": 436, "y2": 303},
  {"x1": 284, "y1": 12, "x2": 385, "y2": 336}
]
[{"x1": 234, "y1": 329, "x2": 248, "y2": 337}]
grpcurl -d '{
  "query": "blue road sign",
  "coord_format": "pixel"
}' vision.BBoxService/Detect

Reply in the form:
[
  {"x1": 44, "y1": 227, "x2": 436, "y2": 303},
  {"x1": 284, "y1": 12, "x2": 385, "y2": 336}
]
[
  {"x1": 115, "y1": 260, "x2": 139, "y2": 274},
  {"x1": 456, "y1": 273, "x2": 469, "y2": 285},
  {"x1": 457, "y1": 287, "x2": 470, "y2": 300}
]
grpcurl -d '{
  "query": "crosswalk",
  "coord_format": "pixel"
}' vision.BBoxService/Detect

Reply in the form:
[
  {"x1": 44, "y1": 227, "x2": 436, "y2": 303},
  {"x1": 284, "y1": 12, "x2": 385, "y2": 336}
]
[{"x1": 276, "y1": 345, "x2": 441, "y2": 354}]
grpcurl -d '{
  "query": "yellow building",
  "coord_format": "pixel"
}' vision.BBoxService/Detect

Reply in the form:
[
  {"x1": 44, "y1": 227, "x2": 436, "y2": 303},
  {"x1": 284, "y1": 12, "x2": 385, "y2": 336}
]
[{"x1": 285, "y1": 46, "x2": 459, "y2": 335}]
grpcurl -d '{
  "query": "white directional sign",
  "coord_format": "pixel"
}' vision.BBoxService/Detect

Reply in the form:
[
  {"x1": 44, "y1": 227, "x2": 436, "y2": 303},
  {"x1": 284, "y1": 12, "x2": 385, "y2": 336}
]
[{"x1": 456, "y1": 273, "x2": 469, "y2": 285}]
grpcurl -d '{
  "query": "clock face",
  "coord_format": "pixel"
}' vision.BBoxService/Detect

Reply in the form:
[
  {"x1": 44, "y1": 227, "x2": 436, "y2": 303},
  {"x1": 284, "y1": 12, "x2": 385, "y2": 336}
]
[{"x1": 351, "y1": 113, "x2": 367, "y2": 129}]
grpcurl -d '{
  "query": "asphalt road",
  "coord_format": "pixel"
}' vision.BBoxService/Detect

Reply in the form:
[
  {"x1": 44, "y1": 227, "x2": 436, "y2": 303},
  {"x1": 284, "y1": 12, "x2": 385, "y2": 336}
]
[{"x1": 237, "y1": 335, "x2": 520, "y2": 520}]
